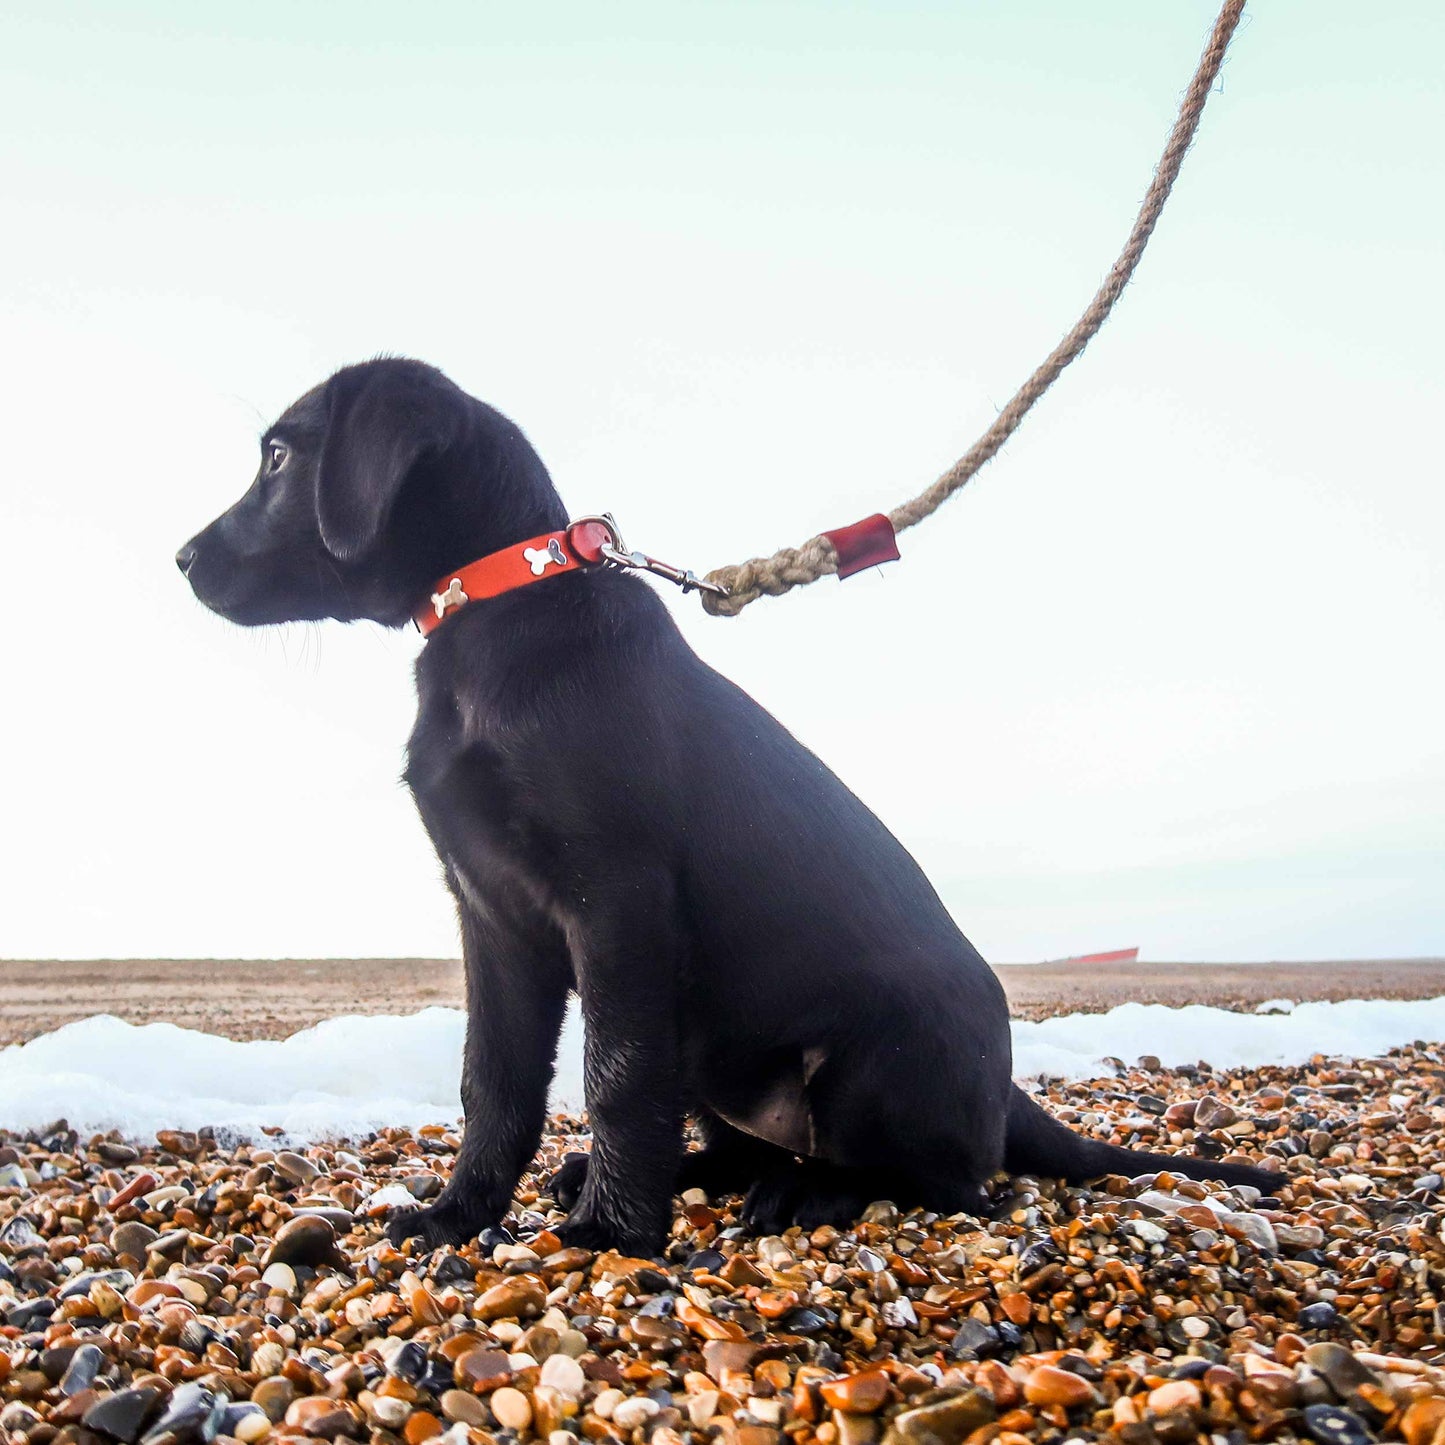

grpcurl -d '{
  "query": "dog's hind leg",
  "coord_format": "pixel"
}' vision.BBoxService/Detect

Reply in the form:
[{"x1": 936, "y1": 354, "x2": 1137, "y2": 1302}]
[{"x1": 737, "y1": 1020, "x2": 1006, "y2": 1233}]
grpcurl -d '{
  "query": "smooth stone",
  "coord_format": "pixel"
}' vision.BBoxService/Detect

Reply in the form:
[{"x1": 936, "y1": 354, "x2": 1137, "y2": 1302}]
[
  {"x1": 432, "y1": 1252, "x2": 476, "y2": 1285},
  {"x1": 1147, "y1": 1380, "x2": 1203, "y2": 1413},
  {"x1": 819, "y1": 1369, "x2": 891, "y2": 1415},
  {"x1": 41, "y1": 1344, "x2": 83, "y2": 1384},
  {"x1": 234, "y1": 1413, "x2": 272, "y2": 1444},
  {"x1": 1194, "y1": 1096, "x2": 1240, "y2": 1130},
  {"x1": 250, "y1": 1379, "x2": 296, "y2": 1424},
  {"x1": 275, "y1": 1152, "x2": 320, "y2": 1185},
  {"x1": 538, "y1": 1352, "x2": 586, "y2": 1399},
  {"x1": 363, "y1": 1396, "x2": 410, "y2": 1431},
  {"x1": 290, "y1": 1206, "x2": 355, "y2": 1231},
  {"x1": 405, "y1": 1172, "x2": 443, "y2": 1201},
  {"x1": 557, "y1": 1328, "x2": 589, "y2": 1358},
  {"x1": 701, "y1": 1341, "x2": 763, "y2": 1381},
  {"x1": 60, "y1": 1343, "x2": 105, "y2": 1395},
  {"x1": 1221, "y1": 1211, "x2": 1278, "y2": 1253},
  {"x1": 0, "y1": 1216, "x2": 43, "y2": 1248},
  {"x1": 7, "y1": 1297, "x2": 56, "y2": 1329},
  {"x1": 221, "y1": 1406, "x2": 270, "y2": 1439},
  {"x1": 452, "y1": 1348, "x2": 512, "y2": 1391},
  {"x1": 250, "y1": 1342, "x2": 286, "y2": 1378},
  {"x1": 1302, "y1": 1343, "x2": 1379, "y2": 1401},
  {"x1": 387, "y1": 1341, "x2": 429, "y2": 1382},
  {"x1": 1301, "y1": 1404, "x2": 1375, "y2": 1445},
  {"x1": 110, "y1": 1222, "x2": 160, "y2": 1259},
  {"x1": 1127, "y1": 1219, "x2": 1170, "y2": 1245},
  {"x1": 61, "y1": 1268, "x2": 134, "y2": 1300},
  {"x1": 611, "y1": 1398, "x2": 660, "y2": 1431},
  {"x1": 884, "y1": 1390, "x2": 996, "y2": 1445},
  {"x1": 1024, "y1": 1366, "x2": 1099, "y2": 1409},
  {"x1": 474, "y1": 1275, "x2": 546, "y2": 1321},
  {"x1": 440, "y1": 1392, "x2": 487, "y2": 1428},
  {"x1": 947, "y1": 1319, "x2": 1000, "y2": 1361},
  {"x1": 265, "y1": 1214, "x2": 337, "y2": 1268},
  {"x1": 593, "y1": 1390, "x2": 625, "y2": 1421},
  {"x1": 1298, "y1": 1302, "x2": 1339, "y2": 1331},
  {"x1": 260, "y1": 1263, "x2": 297, "y2": 1298},
  {"x1": 140, "y1": 1383, "x2": 226, "y2": 1445},
  {"x1": 629, "y1": 1314, "x2": 685, "y2": 1349},
  {"x1": 285, "y1": 1399, "x2": 358, "y2": 1439},
  {"x1": 147, "y1": 1229, "x2": 190, "y2": 1260},
  {"x1": 83, "y1": 1386, "x2": 163, "y2": 1444},
  {"x1": 489, "y1": 1388, "x2": 533, "y2": 1433}
]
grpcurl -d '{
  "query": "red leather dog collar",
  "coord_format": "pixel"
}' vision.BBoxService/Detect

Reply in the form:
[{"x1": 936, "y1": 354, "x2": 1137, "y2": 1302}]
[{"x1": 415, "y1": 519, "x2": 614, "y2": 635}]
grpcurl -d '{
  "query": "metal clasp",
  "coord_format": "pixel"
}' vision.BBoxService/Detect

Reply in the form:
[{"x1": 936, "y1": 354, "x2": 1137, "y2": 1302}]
[{"x1": 570, "y1": 513, "x2": 728, "y2": 598}]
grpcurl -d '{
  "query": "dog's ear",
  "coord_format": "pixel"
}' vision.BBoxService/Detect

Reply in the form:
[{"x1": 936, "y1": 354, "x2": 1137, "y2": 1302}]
[{"x1": 317, "y1": 364, "x2": 463, "y2": 562}]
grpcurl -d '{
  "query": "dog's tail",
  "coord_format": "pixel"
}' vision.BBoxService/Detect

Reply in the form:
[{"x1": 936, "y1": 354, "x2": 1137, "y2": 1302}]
[{"x1": 1003, "y1": 1083, "x2": 1280, "y2": 1191}]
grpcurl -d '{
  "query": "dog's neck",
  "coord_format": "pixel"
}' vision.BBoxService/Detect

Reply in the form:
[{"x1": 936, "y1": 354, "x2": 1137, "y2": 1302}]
[{"x1": 393, "y1": 462, "x2": 570, "y2": 626}]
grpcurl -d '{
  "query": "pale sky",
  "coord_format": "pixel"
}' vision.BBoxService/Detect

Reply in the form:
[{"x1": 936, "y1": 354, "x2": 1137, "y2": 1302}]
[{"x1": 1, "y1": 3, "x2": 1441, "y2": 964}]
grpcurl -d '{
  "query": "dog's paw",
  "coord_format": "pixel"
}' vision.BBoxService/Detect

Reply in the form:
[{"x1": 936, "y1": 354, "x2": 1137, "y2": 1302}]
[
  {"x1": 740, "y1": 1164, "x2": 806, "y2": 1235},
  {"x1": 741, "y1": 1161, "x2": 875, "y2": 1234},
  {"x1": 385, "y1": 1198, "x2": 492, "y2": 1252},
  {"x1": 553, "y1": 1210, "x2": 663, "y2": 1258},
  {"x1": 544, "y1": 1152, "x2": 591, "y2": 1211}
]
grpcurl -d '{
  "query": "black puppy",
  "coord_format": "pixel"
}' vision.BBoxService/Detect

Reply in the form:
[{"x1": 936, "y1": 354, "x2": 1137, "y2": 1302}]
[{"x1": 179, "y1": 358, "x2": 1276, "y2": 1254}]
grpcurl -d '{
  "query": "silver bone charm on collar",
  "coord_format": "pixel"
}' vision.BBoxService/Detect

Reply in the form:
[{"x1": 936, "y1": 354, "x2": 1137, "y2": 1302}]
[
  {"x1": 523, "y1": 537, "x2": 568, "y2": 576},
  {"x1": 431, "y1": 577, "x2": 468, "y2": 618}
]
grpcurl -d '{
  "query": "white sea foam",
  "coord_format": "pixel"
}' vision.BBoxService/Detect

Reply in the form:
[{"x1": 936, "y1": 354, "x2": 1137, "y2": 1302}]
[
  {"x1": 1253, "y1": 997, "x2": 1297, "y2": 1014},
  {"x1": 0, "y1": 996, "x2": 1439, "y2": 1143}
]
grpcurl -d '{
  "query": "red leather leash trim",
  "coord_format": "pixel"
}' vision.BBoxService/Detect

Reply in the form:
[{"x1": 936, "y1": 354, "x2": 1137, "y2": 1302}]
[{"x1": 822, "y1": 512, "x2": 900, "y2": 579}]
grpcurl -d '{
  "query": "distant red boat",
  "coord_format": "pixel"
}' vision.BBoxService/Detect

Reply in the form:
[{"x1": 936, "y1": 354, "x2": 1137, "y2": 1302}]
[{"x1": 1046, "y1": 947, "x2": 1140, "y2": 966}]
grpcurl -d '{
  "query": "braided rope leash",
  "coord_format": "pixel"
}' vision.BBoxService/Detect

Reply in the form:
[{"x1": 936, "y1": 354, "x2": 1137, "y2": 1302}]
[{"x1": 701, "y1": 0, "x2": 1248, "y2": 618}]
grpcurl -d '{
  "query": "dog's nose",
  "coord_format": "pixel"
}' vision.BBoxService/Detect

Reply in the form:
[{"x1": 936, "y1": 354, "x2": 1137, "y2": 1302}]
[{"x1": 176, "y1": 543, "x2": 197, "y2": 576}]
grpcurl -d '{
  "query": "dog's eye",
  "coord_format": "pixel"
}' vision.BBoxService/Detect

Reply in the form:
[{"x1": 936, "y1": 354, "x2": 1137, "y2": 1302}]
[{"x1": 266, "y1": 441, "x2": 289, "y2": 473}]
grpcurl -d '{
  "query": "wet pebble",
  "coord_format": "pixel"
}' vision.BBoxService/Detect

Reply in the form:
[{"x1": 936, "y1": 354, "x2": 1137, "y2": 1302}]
[
  {"x1": 83, "y1": 1386, "x2": 163, "y2": 1444},
  {"x1": 1303, "y1": 1403, "x2": 1377, "y2": 1445},
  {"x1": 264, "y1": 1212, "x2": 337, "y2": 1267}
]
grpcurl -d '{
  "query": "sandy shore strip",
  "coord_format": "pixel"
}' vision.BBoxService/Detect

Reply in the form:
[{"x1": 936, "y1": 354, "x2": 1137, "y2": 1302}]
[{"x1": 1, "y1": 957, "x2": 1441, "y2": 1047}]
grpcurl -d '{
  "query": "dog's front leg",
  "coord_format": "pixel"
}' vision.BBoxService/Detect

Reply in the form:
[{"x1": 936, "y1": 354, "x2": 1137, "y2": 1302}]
[
  {"x1": 387, "y1": 901, "x2": 570, "y2": 1251},
  {"x1": 554, "y1": 870, "x2": 684, "y2": 1256}
]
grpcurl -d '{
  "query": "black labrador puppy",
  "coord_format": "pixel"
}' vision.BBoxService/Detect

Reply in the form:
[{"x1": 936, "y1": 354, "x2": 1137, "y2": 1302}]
[{"x1": 179, "y1": 358, "x2": 1275, "y2": 1254}]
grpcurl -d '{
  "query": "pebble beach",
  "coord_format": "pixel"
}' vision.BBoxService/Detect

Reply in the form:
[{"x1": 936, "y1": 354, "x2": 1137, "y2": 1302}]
[{"x1": 3, "y1": 1025, "x2": 1445, "y2": 1445}]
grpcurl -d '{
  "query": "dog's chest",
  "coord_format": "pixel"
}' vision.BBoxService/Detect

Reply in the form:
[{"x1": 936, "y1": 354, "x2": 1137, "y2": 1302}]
[{"x1": 405, "y1": 698, "x2": 571, "y2": 917}]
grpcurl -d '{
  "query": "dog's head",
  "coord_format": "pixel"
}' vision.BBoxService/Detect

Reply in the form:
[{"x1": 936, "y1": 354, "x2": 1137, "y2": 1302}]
[{"x1": 178, "y1": 358, "x2": 563, "y2": 627}]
